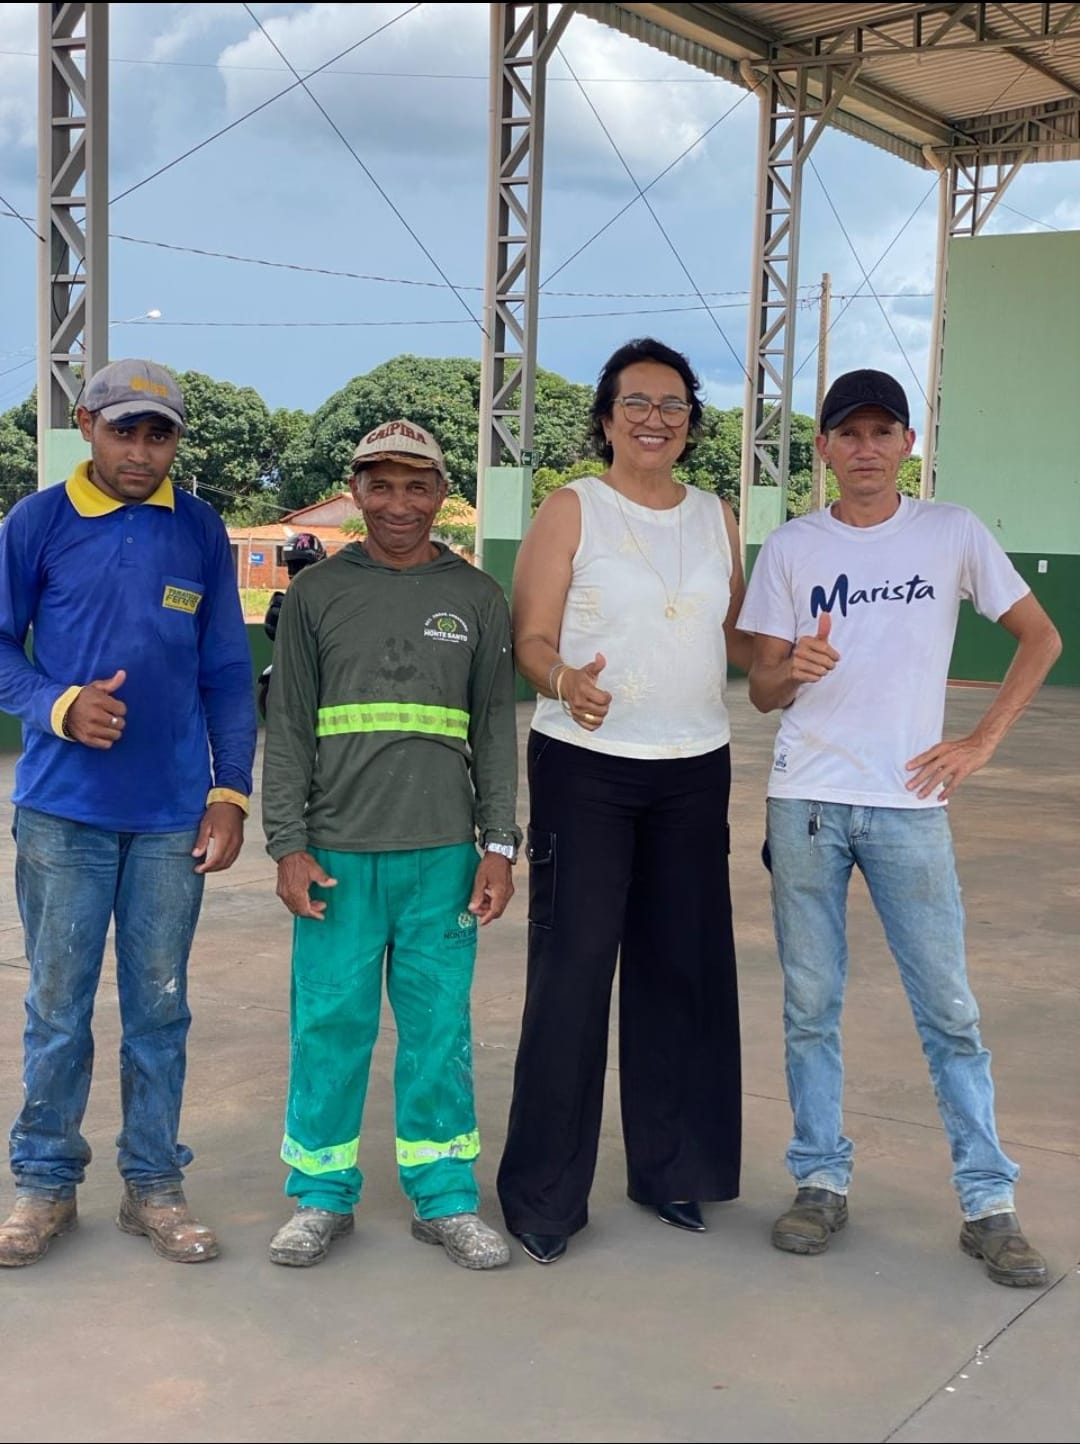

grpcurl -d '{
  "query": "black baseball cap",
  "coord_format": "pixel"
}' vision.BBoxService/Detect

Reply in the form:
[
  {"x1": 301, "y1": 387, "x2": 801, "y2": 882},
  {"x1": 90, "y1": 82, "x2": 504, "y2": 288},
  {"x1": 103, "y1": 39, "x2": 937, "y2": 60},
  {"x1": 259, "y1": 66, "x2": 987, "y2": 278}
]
[{"x1": 819, "y1": 369, "x2": 910, "y2": 433}]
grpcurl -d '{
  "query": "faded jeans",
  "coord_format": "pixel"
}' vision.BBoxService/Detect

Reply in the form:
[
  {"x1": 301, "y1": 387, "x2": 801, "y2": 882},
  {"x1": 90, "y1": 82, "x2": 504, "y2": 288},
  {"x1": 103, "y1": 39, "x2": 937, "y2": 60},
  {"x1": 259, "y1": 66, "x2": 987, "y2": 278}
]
[
  {"x1": 766, "y1": 799, "x2": 1019, "y2": 1220},
  {"x1": 10, "y1": 807, "x2": 204, "y2": 1199}
]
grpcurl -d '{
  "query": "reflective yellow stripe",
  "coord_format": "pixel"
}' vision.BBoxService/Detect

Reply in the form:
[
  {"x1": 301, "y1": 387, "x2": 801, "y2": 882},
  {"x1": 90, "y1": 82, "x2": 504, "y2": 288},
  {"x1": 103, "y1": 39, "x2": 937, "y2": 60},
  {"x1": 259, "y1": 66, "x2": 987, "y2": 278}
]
[
  {"x1": 316, "y1": 702, "x2": 469, "y2": 740},
  {"x1": 281, "y1": 1134, "x2": 358, "y2": 1175},
  {"x1": 396, "y1": 1130, "x2": 480, "y2": 1169}
]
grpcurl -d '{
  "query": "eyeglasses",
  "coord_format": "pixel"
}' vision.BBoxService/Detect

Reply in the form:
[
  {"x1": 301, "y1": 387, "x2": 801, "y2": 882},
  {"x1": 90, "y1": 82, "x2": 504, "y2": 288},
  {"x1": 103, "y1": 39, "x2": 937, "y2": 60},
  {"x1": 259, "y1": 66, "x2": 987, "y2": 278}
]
[{"x1": 616, "y1": 395, "x2": 691, "y2": 424}]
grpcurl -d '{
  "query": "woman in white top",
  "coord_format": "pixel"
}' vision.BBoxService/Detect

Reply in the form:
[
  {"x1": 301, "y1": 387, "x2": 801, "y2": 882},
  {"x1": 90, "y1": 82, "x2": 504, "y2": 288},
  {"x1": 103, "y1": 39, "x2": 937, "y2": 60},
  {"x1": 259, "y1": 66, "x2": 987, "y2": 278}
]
[{"x1": 497, "y1": 338, "x2": 752, "y2": 1264}]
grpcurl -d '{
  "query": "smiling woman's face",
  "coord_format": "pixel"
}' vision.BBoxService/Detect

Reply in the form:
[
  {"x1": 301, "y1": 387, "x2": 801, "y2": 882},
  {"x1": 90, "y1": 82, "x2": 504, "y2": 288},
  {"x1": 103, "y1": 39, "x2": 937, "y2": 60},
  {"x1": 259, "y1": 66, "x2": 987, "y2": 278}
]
[{"x1": 602, "y1": 360, "x2": 691, "y2": 474}]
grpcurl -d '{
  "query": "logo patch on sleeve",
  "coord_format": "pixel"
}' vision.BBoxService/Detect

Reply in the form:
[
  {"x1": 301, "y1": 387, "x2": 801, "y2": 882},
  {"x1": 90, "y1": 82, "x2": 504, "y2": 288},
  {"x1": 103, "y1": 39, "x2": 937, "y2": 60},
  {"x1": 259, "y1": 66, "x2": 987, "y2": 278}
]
[{"x1": 162, "y1": 585, "x2": 203, "y2": 615}]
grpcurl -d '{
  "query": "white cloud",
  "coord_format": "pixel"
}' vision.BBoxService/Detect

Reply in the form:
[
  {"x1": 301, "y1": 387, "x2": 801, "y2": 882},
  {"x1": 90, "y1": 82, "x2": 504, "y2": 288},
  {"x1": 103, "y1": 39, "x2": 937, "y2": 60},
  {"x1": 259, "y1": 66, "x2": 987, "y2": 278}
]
[
  {"x1": 0, "y1": 4, "x2": 37, "y2": 155},
  {"x1": 2, "y1": 0, "x2": 1078, "y2": 419}
]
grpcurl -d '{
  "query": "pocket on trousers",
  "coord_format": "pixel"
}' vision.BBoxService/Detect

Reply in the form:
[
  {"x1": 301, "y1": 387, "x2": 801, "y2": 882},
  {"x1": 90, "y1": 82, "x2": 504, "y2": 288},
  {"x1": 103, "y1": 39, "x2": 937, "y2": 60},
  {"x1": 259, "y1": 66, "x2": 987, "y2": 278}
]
[{"x1": 525, "y1": 827, "x2": 556, "y2": 930}]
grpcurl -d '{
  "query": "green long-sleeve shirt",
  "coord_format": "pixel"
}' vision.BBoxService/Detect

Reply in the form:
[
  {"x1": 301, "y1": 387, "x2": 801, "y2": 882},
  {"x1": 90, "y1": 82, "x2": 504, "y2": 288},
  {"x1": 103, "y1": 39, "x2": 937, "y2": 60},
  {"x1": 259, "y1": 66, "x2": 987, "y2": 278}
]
[{"x1": 262, "y1": 542, "x2": 520, "y2": 862}]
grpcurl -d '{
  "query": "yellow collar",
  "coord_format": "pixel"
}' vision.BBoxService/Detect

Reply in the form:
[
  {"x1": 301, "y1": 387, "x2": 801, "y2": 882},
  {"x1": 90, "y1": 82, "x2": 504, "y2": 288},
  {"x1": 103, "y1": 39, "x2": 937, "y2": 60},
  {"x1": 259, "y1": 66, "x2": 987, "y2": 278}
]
[{"x1": 65, "y1": 461, "x2": 175, "y2": 516}]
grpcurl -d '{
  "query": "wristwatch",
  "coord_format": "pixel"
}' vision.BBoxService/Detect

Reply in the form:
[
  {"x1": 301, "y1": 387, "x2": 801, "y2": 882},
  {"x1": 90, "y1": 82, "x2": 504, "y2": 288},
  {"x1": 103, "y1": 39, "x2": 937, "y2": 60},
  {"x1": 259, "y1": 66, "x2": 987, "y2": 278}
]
[{"x1": 485, "y1": 841, "x2": 517, "y2": 863}]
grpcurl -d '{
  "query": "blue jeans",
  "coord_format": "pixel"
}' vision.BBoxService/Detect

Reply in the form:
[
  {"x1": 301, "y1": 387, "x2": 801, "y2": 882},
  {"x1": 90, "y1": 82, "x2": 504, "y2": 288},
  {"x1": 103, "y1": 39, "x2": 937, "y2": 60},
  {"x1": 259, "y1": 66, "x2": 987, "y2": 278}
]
[
  {"x1": 766, "y1": 799, "x2": 1019, "y2": 1220},
  {"x1": 10, "y1": 807, "x2": 205, "y2": 1199}
]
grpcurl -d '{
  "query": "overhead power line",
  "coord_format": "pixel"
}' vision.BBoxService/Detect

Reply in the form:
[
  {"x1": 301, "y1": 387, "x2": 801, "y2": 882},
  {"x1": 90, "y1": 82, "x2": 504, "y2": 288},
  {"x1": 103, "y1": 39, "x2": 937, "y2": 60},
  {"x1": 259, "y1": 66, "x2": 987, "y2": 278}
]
[
  {"x1": 127, "y1": 300, "x2": 758, "y2": 329},
  {"x1": 999, "y1": 202, "x2": 1062, "y2": 232},
  {"x1": 0, "y1": 187, "x2": 42, "y2": 242},
  {"x1": 111, "y1": 5, "x2": 422, "y2": 206},
  {"x1": 106, "y1": 293, "x2": 932, "y2": 329},
  {"x1": 0, "y1": 48, "x2": 733, "y2": 83},
  {"x1": 793, "y1": 177, "x2": 939, "y2": 380},
  {"x1": 109, "y1": 231, "x2": 808, "y2": 299},
  {"x1": 541, "y1": 76, "x2": 760, "y2": 290},
  {"x1": 807, "y1": 160, "x2": 929, "y2": 405},
  {"x1": 240, "y1": 3, "x2": 481, "y2": 331},
  {"x1": 555, "y1": 47, "x2": 751, "y2": 381}
]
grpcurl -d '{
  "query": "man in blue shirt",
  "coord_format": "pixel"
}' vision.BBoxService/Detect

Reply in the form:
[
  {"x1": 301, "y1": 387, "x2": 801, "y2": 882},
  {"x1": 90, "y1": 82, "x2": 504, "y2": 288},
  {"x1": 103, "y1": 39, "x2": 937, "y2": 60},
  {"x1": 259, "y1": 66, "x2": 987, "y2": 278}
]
[{"x1": 0, "y1": 359, "x2": 256, "y2": 1267}]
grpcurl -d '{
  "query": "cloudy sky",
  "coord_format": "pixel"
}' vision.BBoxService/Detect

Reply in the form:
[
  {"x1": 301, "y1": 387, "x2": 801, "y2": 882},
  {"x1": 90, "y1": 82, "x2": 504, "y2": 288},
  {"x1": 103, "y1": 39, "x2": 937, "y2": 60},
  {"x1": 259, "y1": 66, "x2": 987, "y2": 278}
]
[{"x1": 2, "y1": 1, "x2": 1078, "y2": 431}]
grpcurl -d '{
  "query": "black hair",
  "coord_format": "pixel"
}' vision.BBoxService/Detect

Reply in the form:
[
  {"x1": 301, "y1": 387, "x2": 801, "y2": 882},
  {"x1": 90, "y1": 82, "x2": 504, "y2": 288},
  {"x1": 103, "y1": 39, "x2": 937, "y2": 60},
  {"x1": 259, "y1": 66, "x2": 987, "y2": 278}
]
[{"x1": 589, "y1": 337, "x2": 704, "y2": 464}]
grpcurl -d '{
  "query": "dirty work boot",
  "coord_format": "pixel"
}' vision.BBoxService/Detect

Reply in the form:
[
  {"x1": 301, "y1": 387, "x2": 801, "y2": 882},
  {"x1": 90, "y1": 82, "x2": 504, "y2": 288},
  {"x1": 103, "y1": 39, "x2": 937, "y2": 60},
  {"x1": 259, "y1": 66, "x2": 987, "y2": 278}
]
[
  {"x1": 0, "y1": 1195, "x2": 77, "y2": 1268},
  {"x1": 117, "y1": 1183, "x2": 218, "y2": 1263},
  {"x1": 771, "y1": 1187, "x2": 848, "y2": 1255},
  {"x1": 268, "y1": 1207, "x2": 354, "y2": 1267},
  {"x1": 960, "y1": 1212, "x2": 1049, "y2": 1288},
  {"x1": 411, "y1": 1212, "x2": 511, "y2": 1270}
]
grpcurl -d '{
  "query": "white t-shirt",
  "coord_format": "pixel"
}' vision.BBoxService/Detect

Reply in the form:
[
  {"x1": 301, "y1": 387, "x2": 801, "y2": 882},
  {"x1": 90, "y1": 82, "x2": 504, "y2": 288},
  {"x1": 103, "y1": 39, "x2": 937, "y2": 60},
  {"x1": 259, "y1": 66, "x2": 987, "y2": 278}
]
[
  {"x1": 532, "y1": 476, "x2": 733, "y2": 759},
  {"x1": 736, "y1": 496, "x2": 1029, "y2": 807}
]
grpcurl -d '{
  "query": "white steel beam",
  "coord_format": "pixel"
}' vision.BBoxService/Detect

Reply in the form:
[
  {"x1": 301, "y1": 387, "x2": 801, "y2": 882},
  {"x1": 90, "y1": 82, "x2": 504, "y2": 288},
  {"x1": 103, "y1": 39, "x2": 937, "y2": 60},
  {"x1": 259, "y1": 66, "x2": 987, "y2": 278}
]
[
  {"x1": 477, "y1": 4, "x2": 573, "y2": 482},
  {"x1": 37, "y1": 0, "x2": 108, "y2": 476},
  {"x1": 739, "y1": 54, "x2": 861, "y2": 536}
]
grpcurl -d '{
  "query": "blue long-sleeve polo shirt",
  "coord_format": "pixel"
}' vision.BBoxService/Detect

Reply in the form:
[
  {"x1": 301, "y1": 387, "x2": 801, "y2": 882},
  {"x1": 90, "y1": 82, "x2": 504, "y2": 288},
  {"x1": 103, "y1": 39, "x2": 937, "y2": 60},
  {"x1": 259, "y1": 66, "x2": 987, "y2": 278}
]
[{"x1": 0, "y1": 463, "x2": 256, "y2": 833}]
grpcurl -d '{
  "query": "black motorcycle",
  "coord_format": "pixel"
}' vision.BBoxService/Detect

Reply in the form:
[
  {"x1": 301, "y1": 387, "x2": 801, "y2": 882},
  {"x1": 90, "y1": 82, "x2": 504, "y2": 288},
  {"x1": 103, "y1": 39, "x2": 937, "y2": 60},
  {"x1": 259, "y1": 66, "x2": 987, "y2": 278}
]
[{"x1": 257, "y1": 533, "x2": 326, "y2": 718}]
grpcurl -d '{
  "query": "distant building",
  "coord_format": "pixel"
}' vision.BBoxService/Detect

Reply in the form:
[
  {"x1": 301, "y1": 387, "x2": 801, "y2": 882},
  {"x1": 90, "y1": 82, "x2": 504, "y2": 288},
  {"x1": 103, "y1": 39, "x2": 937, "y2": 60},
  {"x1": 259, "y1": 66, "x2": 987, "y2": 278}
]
[{"x1": 226, "y1": 493, "x2": 477, "y2": 603}]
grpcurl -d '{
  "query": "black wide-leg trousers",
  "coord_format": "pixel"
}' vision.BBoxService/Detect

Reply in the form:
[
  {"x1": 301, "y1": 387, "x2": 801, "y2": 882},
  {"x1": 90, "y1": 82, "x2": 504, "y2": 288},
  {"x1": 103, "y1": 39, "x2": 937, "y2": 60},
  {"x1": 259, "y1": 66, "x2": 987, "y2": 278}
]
[{"x1": 497, "y1": 731, "x2": 742, "y2": 1237}]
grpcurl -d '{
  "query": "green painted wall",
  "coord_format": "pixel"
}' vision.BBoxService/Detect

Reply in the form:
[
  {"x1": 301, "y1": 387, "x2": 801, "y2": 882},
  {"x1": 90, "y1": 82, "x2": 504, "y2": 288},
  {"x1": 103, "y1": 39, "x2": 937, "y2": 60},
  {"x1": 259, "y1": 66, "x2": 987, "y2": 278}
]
[
  {"x1": 742, "y1": 232, "x2": 1079, "y2": 685},
  {"x1": 952, "y1": 554, "x2": 1077, "y2": 686},
  {"x1": 937, "y1": 232, "x2": 1080, "y2": 556},
  {"x1": 935, "y1": 231, "x2": 1079, "y2": 678}
]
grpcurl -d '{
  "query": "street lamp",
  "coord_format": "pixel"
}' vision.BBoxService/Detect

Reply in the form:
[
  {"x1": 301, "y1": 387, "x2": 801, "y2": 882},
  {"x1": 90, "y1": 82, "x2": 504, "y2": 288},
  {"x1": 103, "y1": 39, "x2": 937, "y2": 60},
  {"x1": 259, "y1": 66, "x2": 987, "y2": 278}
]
[{"x1": 109, "y1": 308, "x2": 162, "y2": 325}]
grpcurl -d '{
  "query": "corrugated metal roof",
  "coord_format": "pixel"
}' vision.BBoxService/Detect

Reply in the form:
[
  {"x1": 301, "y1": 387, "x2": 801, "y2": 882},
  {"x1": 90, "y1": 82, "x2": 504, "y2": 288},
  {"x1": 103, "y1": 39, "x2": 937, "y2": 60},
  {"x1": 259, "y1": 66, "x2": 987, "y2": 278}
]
[{"x1": 580, "y1": 3, "x2": 1080, "y2": 165}]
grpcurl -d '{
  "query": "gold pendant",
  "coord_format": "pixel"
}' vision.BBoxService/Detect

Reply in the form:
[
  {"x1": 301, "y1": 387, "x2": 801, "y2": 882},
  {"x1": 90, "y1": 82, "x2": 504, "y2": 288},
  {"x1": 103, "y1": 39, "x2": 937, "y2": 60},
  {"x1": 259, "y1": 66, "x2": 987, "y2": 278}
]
[{"x1": 664, "y1": 603, "x2": 677, "y2": 619}]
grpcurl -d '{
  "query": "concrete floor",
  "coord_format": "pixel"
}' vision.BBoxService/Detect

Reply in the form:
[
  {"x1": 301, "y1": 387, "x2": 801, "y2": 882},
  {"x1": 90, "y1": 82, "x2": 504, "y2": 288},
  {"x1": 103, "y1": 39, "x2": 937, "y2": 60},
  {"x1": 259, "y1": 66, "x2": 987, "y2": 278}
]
[{"x1": 0, "y1": 682, "x2": 1077, "y2": 1444}]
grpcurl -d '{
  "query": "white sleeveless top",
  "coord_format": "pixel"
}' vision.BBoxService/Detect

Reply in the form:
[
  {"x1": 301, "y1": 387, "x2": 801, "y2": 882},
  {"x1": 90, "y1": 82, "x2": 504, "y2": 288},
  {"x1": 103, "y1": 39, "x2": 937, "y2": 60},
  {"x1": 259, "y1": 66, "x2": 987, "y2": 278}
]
[{"x1": 532, "y1": 476, "x2": 733, "y2": 759}]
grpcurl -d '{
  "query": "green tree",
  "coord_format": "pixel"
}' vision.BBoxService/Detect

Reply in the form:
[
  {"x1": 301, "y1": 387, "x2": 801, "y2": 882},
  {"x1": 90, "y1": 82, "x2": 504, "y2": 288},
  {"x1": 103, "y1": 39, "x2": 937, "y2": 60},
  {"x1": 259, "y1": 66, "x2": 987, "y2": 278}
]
[
  {"x1": 278, "y1": 356, "x2": 484, "y2": 512},
  {"x1": 677, "y1": 405, "x2": 743, "y2": 504},
  {"x1": 170, "y1": 370, "x2": 277, "y2": 515},
  {"x1": 0, "y1": 390, "x2": 37, "y2": 517},
  {"x1": 531, "y1": 457, "x2": 605, "y2": 512},
  {"x1": 898, "y1": 456, "x2": 923, "y2": 495},
  {"x1": 530, "y1": 370, "x2": 593, "y2": 473},
  {"x1": 276, "y1": 356, "x2": 596, "y2": 513}
]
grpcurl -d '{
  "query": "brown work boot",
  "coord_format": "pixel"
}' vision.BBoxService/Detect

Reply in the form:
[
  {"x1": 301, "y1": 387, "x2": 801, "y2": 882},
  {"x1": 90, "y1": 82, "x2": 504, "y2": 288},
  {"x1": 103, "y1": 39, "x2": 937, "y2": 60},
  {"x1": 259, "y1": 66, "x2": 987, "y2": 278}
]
[
  {"x1": 960, "y1": 1211, "x2": 1049, "y2": 1288},
  {"x1": 116, "y1": 1183, "x2": 218, "y2": 1263},
  {"x1": 0, "y1": 1194, "x2": 77, "y2": 1268},
  {"x1": 771, "y1": 1187, "x2": 848, "y2": 1255}
]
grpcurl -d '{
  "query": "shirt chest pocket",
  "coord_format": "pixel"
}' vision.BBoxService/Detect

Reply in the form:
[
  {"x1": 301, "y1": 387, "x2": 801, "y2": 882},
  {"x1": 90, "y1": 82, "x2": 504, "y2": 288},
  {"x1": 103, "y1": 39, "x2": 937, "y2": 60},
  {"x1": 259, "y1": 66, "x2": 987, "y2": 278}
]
[{"x1": 156, "y1": 576, "x2": 205, "y2": 648}]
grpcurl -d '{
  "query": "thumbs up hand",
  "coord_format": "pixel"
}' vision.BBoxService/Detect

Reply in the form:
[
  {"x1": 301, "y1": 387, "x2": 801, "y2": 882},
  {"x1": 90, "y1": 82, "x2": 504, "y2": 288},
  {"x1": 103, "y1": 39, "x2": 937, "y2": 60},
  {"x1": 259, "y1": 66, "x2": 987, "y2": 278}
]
[
  {"x1": 558, "y1": 652, "x2": 613, "y2": 732},
  {"x1": 790, "y1": 614, "x2": 840, "y2": 685},
  {"x1": 62, "y1": 669, "x2": 129, "y2": 749}
]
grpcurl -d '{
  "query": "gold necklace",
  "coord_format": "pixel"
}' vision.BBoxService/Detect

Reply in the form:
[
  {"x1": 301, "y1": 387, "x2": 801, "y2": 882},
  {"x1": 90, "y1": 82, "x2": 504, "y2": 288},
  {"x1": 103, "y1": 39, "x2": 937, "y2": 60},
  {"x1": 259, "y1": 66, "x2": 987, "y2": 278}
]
[{"x1": 609, "y1": 482, "x2": 684, "y2": 619}]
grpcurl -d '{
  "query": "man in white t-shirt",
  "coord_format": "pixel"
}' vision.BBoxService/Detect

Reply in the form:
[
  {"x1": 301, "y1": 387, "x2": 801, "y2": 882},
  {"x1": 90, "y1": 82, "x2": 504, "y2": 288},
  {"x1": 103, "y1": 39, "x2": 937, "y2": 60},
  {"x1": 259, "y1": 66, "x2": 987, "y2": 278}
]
[{"x1": 738, "y1": 369, "x2": 1062, "y2": 1287}]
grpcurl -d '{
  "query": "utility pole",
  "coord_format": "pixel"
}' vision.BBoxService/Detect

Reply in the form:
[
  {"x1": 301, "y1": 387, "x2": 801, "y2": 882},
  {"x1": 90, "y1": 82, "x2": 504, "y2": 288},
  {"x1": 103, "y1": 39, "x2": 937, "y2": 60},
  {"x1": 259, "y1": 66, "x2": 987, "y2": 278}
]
[{"x1": 811, "y1": 273, "x2": 831, "y2": 511}]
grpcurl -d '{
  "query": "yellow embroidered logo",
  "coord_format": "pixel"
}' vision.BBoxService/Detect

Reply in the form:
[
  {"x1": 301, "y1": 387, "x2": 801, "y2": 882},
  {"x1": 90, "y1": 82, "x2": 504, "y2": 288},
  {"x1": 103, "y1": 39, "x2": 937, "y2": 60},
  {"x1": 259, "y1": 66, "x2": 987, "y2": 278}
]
[
  {"x1": 162, "y1": 585, "x2": 202, "y2": 614},
  {"x1": 130, "y1": 376, "x2": 169, "y2": 398}
]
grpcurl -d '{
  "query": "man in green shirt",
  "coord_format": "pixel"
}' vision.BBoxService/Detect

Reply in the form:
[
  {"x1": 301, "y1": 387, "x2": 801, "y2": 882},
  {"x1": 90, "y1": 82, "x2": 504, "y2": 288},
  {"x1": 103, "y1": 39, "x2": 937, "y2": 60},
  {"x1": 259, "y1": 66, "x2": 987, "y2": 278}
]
[{"x1": 263, "y1": 419, "x2": 520, "y2": 1271}]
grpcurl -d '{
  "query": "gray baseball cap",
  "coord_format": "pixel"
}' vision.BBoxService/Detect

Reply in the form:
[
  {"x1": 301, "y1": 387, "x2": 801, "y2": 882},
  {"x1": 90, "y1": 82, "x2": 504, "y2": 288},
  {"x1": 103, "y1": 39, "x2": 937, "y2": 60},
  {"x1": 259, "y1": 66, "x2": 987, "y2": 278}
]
[{"x1": 83, "y1": 359, "x2": 187, "y2": 433}]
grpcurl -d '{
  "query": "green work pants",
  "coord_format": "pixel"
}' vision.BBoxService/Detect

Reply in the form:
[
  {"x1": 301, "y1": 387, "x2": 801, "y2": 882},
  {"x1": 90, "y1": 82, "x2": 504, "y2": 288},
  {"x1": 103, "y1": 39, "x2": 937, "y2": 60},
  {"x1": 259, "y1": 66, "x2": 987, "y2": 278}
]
[{"x1": 281, "y1": 843, "x2": 481, "y2": 1219}]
